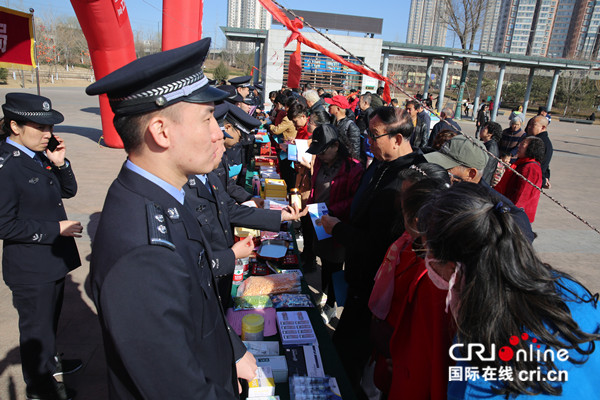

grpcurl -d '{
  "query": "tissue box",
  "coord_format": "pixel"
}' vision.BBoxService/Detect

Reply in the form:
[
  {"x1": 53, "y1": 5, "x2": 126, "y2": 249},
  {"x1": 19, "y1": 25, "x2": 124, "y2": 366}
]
[
  {"x1": 248, "y1": 366, "x2": 276, "y2": 398},
  {"x1": 255, "y1": 355, "x2": 288, "y2": 383}
]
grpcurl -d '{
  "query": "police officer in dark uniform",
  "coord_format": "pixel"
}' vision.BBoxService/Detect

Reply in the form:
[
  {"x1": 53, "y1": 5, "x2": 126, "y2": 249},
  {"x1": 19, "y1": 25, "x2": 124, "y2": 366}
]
[
  {"x1": 228, "y1": 75, "x2": 253, "y2": 99},
  {"x1": 214, "y1": 101, "x2": 261, "y2": 203},
  {"x1": 0, "y1": 93, "x2": 83, "y2": 400},
  {"x1": 185, "y1": 103, "x2": 304, "y2": 308},
  {"x1": 87, "y1": 38, "x2": 256, "y2": 399}
]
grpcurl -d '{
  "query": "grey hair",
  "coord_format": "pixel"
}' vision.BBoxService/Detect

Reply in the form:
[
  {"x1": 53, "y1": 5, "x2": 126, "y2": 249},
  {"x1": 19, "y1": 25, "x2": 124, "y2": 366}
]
[
  {"x1": 442, "y1": 107, "x2": 454, "y2": 119},
  {"x1": 302, "y1": 90, "x2": 320, "y2": 104}
]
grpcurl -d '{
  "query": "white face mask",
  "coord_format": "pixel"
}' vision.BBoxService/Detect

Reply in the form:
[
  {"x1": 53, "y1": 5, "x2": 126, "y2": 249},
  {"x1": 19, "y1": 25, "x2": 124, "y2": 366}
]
[{"x1": 425, "y1": 255, "x2": 463, "y2": 315}]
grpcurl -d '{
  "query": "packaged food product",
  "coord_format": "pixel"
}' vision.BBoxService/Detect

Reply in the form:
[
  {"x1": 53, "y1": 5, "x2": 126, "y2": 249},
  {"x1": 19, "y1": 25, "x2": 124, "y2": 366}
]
[{"x1": 237, "y1": 273, "x2": 301, "y2": 297}]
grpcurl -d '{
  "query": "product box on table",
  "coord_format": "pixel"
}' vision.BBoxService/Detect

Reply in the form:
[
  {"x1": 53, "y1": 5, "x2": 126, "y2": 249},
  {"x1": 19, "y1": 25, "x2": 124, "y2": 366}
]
[
  {"x1": 255, "y1": 355, "x2": 288, "y2": 383},
  {"x1": 277, "y1": 311, "x2": 317, "y2": 346},
  {"x1": 248, "y1": 366, "x2": 276, "y2": 398},
  {"x1": 284, "y1": 345, "x2": 325, "y2": 377},
  {"x1": 243, "y1": 341, "x2": 280, "y2": 357}
]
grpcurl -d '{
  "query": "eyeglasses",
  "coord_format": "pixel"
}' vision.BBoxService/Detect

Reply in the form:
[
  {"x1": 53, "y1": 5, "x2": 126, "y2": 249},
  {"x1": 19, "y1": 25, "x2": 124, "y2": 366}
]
[
  {"x1": 447, "y1": 171, "x2": 464, "y2": 183},
  {"x1": 367, "y1": 130, "x2": 389, "y2": 140}
]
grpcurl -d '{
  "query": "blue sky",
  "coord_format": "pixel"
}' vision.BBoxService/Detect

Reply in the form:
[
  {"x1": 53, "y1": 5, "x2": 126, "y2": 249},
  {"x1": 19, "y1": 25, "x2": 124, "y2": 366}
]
[{"x1": 3, "y1": 0, "x2": 412, "y2": 48}]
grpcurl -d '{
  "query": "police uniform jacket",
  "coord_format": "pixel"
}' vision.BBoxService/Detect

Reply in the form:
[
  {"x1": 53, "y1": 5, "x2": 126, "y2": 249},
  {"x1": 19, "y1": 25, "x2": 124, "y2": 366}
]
[
  {"x1": 185, "y1": 172, "x2": 282, "y2": 302},
  {"x1": 215, "y1": 154, "x2": 253, "y2": 204},
  {"x1": 0, "y1": 141, "x2": 80, "y2": 285},
  {"x1": 90, "y1": 165, "x2": 240, "y2": 400}
]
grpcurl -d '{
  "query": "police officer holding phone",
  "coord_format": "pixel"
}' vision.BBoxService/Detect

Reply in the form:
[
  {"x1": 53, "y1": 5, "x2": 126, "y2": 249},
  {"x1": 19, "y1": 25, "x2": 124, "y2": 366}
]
[{"x1": 0, "y1": 93, "x2": 83, "y2": 400}]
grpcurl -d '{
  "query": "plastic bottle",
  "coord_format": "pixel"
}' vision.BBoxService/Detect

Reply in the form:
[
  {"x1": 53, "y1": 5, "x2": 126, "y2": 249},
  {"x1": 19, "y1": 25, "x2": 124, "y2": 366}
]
[{"x1": 252, "y1": 172, "x2": 261, "y2": 197}]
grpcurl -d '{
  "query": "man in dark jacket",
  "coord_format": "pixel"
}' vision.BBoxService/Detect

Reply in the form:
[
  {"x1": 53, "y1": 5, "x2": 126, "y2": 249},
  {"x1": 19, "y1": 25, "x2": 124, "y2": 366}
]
[
  {"x1": 416, "y1": 101, "x2": 431, "y2": 132},
  {"x1": 321, "y1": 107, "x2": 425, "y2": 399},
  {"x1": 325, "y1": 95, "x2": 361, "y2": 158},
  {"x1": 406, "y1": 100, "x2": 429, "y2": 149},
  {"x1": 355, "y1": 93, "x2": 374, "y2": 133},
  {"x1": 87, "y1": 39, "x2": 257, "y2": 400},
  {"x1": 303, "y1": 89, "x2": 327, "y2": 115},
  {"x1": 527, "y1": 115, "x2": 553, "y2": 188},
  {"x1": 428, "y1": 107, "x2": 462, "y2": 147},
  {"x1": 370, "y1": 86, "x2": 385, "y2": 109}
]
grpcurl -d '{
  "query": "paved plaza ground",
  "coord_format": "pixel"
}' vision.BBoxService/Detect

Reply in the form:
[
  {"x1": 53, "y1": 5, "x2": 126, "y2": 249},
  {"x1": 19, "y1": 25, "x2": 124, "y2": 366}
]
[{"x1": 0, "y1": 87, "x2": 599, "y2": 399}]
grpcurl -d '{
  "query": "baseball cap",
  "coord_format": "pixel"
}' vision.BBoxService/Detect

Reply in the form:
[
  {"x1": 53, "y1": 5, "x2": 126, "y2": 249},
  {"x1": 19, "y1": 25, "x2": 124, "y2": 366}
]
[
  {"x1": 424, "y1": 135, "x2": 488, "y2": 170},
  {"x1": 324, "y1": 95, "x2": 351, "y2": 109}
]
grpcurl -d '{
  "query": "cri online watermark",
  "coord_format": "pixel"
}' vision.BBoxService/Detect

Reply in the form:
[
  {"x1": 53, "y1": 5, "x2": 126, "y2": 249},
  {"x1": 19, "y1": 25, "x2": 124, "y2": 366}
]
[{"x1": 449, "y1": 333, "x2": 569, "y2": 382}]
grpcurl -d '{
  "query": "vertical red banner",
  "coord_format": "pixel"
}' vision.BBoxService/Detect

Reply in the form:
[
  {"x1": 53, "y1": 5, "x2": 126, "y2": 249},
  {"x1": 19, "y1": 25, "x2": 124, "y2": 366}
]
[
  {"x1": 0, "y1": 6, "x2": 35, "y2": 68},
  {"x1": 162, "y1": 0, "x2": 203, "y2": 51},
  {"x1": 287, "y1": 42, "x2": 302, "y2": 89}
]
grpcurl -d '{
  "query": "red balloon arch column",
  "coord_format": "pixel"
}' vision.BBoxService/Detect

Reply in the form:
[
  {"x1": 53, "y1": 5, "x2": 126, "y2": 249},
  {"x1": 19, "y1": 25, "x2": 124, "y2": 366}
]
[
  {"x1": 71, "y1": 0, "x2": 204, "y2": 148},
  {"x1": 71, "y1": 0, "x2": 136, "y2": 148},
  {"x1": 162, "y1": 0, "x2": 203, "y2": 51}
]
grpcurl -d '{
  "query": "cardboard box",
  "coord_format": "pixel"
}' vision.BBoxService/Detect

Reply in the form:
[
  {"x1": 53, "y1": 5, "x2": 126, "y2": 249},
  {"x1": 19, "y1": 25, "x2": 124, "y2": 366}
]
[
  {"x1": 255, "y1": 355, "x2": 288, "y2": 383},
  {"x1": 248, "y1": 366, "x2": 276, "y2": 398}
]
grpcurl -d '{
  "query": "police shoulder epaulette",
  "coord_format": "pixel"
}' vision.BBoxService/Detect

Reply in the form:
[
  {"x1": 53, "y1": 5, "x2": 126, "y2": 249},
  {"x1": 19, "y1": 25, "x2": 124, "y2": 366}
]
[
  {"x1": 0, "y1": 149, "x2": 16, "y2": 169},
  {"x1": 146, "y1": 202, "x2": 176, "y2": 250}
]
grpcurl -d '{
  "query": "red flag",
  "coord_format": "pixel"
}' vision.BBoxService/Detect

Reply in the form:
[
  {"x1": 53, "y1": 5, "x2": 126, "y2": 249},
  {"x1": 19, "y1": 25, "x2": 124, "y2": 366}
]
[{"x1": 0, "y1": 6, "x2": 35, "y2": 69}]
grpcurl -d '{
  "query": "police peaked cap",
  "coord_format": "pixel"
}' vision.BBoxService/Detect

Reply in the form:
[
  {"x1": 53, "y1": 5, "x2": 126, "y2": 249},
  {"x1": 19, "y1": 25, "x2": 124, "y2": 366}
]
[
  {"x1": 222, "y1": 102, "x2": 261, "y2": 134},
  {"x1": 217, "y1": 85, "x2": 245, "y2": 104},
  {"x1": 86, "y1": 38, "x2": 228, "y2": 117},
  {"x1": 213, "y1": 102, "x2": 233, "y2": 139},
  {"x1": 2, "y1": 93, "x2": 64, "y2": 125},
  {"x1": 228, "y1": 75, "x2": 253, "y2": 88}
]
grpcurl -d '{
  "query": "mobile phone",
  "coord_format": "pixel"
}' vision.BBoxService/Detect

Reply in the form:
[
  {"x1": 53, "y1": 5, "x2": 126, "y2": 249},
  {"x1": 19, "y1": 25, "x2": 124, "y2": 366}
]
[{"x1": 47, "y1": 134, "x2": 59, "y2": 152}]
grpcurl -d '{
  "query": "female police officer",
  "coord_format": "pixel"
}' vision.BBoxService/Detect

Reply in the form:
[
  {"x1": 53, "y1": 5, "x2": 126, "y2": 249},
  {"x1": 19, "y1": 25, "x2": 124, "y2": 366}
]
[{"x1": 0, "y1": 93, "x2": 82, "y2": 400}]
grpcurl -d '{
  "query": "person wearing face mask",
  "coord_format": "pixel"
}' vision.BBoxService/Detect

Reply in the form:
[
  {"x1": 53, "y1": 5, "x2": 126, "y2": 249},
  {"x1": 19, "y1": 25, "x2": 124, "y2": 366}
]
[
  {"x1": 418, "y1": 183, "x2": 600, "y2": 400},
  {"x1": 0, "y1": 93, "x2": 83, "y2": 400},
  {"x1": 368, "y1": 164, "x2": 453, "y2": 399},
  {"x1": 305, "y1": 124, "x2": 364, "y2": 322}
]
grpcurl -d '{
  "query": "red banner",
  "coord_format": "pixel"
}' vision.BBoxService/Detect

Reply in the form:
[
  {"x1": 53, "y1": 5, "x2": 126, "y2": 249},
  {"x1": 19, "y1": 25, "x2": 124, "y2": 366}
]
[
  {"x1": 258, "y1": 0, "x2": 391, "y2": 102},
  {"x1": 0, "y1": 6, "x2": 35, "y2": 69}
]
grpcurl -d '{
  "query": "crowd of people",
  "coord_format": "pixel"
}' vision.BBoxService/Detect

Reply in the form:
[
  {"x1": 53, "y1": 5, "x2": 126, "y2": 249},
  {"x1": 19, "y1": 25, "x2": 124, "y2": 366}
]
[{"x1": 0, "y1": 37, "x2": 598, "y2": 400}]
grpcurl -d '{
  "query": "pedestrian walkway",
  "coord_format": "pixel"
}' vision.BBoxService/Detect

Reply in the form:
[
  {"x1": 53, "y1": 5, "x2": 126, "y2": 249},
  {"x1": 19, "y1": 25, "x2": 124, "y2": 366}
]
[{"x1": 0, "y1": 87, "x2": 599, "y2": 399}]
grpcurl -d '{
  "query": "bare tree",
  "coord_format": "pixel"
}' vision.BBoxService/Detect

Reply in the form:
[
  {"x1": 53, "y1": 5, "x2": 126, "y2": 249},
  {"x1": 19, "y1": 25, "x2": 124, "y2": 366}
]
[
  {"x1": 439, "y1": 0, "x2": 491, "y2": 118},
  {"x1": 54, "y1": 17, "x2": 90, "y2": 69}
]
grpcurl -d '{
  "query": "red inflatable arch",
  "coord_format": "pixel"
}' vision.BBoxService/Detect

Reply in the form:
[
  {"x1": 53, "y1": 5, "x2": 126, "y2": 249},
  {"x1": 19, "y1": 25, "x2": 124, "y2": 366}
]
[{"x1": 71, "y1": 0, "x2": 204, "y2": 148}]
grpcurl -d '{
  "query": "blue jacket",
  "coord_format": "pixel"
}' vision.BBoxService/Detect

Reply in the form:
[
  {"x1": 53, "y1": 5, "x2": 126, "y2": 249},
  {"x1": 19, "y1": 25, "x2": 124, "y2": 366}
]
[{"x1": 449, "y1": 277, "x2": 600, "y2": 399}]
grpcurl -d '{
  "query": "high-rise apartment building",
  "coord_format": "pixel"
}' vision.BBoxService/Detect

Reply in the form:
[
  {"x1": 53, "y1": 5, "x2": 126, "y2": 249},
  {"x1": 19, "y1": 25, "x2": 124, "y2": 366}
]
[
  {"x1": 480, "y1": 0, "x2": 502, "y2": 52},
  {"x1": 406, "y1": 0, "x2": 448, "y2": 47},
  {"x1": 559, "y1": 0, "x2": 600, "y2": 59},
  {"x1": 227, "y1": 0, "x2": 271, "y2": 52},
  {"x1": 495, "y1": 0, "x2": 558, "y2": 56}
]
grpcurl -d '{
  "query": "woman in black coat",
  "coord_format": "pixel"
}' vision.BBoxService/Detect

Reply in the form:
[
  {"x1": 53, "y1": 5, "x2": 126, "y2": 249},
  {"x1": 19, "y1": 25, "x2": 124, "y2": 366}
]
[{"x1": 0, "y1": 93, "x2": 82, "y2": 400}]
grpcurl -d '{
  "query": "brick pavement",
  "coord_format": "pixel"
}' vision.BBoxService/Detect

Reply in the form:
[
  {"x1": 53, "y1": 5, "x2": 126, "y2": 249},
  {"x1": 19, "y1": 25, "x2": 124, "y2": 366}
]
[{"x1": 0, "y1": 87, "x2": 599, "y2": 400}]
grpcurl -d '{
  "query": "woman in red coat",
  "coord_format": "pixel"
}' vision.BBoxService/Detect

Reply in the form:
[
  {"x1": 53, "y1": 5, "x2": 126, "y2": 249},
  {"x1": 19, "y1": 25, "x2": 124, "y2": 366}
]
[
  {"x1": 494, "y1": 136, "x2": 545, "y2": 222},
  {"x1": 306, "y1": 124, "x2": 364, "y2": 320}
]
